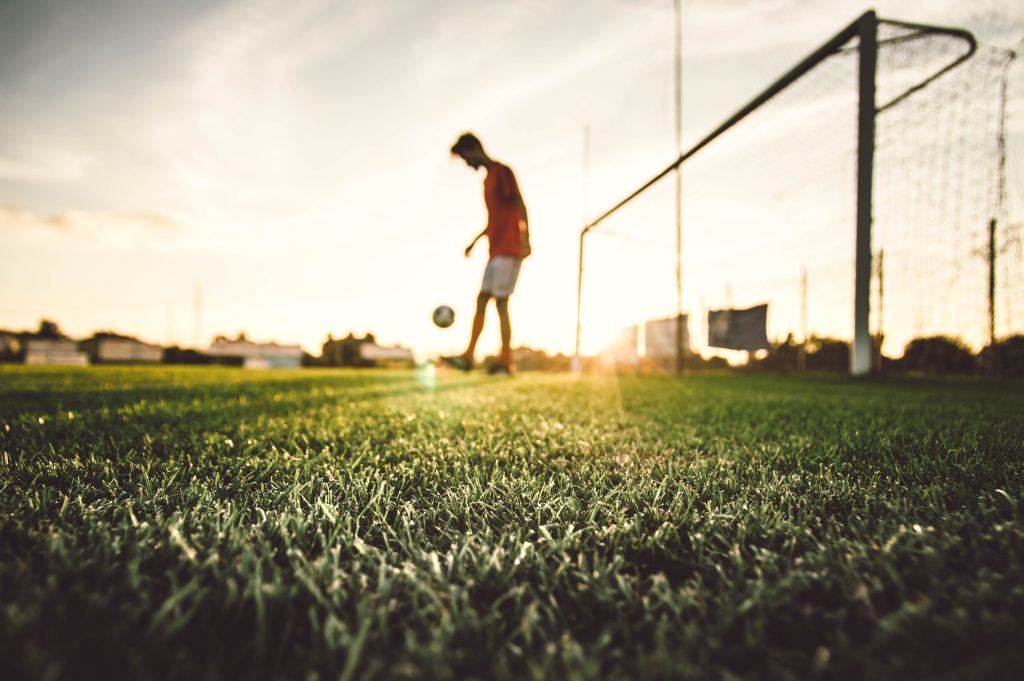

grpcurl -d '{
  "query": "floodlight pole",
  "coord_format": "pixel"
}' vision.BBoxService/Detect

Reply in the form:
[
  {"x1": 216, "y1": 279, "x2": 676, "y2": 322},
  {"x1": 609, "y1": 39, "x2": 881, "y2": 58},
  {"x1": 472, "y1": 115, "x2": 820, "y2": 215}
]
[
  {"x1": 574, "y1": 231, "x2": 585, "y2": 371},
  {"x1": 674, "y1": 0, "x2": 685, "y2": 375},
  {"x1": 573, "y1": 125, "x2": 590, "y2": 373},
  {"x1": 988, "y1": 218, "x2": 996, "y2": 350},
  {"x1": 851, "y1": 11, "x2": 876, "y2": 377},
  {"x1": 798, "y1": 267, "x2": 807, "y2": 371},
  {"x1": 876, "y1": 249, "x2": 885, "y2": 373},
  {"x1": 987, "y1": 54, "x2": 1014, "y2": 373}
]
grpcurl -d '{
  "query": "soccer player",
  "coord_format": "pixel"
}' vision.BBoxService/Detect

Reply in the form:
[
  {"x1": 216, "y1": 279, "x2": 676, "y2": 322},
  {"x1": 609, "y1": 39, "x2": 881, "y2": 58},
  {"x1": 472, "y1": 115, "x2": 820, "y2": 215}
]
[{"x1": 444, "y1": 132, "x2": 531, "y2": 375}]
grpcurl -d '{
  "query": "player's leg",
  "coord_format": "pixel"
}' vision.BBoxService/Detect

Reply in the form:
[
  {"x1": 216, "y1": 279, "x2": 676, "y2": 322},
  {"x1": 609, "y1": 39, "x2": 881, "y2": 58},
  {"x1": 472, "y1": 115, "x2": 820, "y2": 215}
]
[
  {"x1": 444, "y1": 260, "x2": 498, "y2": 371},
  {"x1": 495, "y1": 296, "x2": 513, "y2": 370},
  {"x1": 465, "y1": 292, "x2": 490, "y2": 361},
  {"x1": 486, "y1": 257, "x2": 521, "y2": 374}
]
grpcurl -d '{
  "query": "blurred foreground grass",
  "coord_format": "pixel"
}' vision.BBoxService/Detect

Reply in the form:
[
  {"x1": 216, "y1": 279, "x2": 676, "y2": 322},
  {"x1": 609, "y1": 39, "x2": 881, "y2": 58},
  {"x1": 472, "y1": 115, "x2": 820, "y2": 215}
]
[{"x1": 1, "y1": 366, "x2": 1023, "y2": 680}]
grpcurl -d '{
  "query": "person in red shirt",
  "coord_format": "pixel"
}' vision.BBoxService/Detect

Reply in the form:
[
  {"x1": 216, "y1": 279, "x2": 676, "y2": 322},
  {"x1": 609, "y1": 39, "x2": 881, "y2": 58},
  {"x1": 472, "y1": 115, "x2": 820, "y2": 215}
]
[{"x1": 445, "y1": 132, "x2": 531, "y2": 374}]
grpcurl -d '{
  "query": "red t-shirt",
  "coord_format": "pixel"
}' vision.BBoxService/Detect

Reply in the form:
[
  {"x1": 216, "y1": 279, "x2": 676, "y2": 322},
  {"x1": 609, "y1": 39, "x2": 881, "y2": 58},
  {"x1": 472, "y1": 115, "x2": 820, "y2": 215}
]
[{"x1": 483, "y1": 162, "x2": 524, "y2": 258}]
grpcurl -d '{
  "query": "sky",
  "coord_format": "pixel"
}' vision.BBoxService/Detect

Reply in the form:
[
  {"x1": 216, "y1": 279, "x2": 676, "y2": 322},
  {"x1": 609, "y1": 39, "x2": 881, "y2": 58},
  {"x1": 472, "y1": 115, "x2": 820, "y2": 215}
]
[{"x1": 1, "y1": 0, "x2": 1022, "y2": 358}]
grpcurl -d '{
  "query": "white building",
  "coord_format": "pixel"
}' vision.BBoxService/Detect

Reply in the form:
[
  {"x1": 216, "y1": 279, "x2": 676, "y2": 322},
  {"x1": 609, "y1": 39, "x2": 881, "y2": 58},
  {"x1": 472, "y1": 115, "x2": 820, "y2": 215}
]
[
  {"x1": 207, "y1": 339, "x2": 303, "y2": 369},
  {"x1": 24, "y1": 339, "x2": 88, "y2": 366},
  {"x1": 83, "y1": 337, "x2": 163, "y2": 364},
  {"x1": 359, "y1": 343, "x2": 414, "y2": 363}
]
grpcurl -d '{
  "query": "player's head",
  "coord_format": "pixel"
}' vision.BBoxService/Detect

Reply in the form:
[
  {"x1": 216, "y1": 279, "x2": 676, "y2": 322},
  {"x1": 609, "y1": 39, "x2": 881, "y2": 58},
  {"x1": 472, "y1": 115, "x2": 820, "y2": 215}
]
[{"x1": 451, "y1": 132, "x2": 488, "y2": 169}]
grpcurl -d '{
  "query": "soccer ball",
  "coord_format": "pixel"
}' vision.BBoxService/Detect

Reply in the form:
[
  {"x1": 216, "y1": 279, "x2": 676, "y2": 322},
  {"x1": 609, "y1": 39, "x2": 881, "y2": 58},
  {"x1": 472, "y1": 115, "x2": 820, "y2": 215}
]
[{"x1": 432, "y1": 305, "x2": 455, "y2": 328}]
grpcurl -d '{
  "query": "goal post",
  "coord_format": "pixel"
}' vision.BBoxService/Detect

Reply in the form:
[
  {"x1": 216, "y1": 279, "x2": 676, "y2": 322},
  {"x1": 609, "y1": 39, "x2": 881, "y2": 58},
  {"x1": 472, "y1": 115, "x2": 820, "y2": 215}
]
[
  {"x1": 854, "y1": 11, "x2": 876, "y2": 376},
  {"x1": 575, "y1": 11, "x2": 1012, "y2": 376}
]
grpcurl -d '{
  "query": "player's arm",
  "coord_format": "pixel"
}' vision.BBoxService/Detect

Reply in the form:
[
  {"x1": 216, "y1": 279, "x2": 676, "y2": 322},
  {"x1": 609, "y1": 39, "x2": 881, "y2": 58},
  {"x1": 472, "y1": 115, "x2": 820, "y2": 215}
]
[
  {"x1": 517, "y1": 195, "x2": 532, "y2": 258},
  {"x1": 465, "y1": 227, "x2": 487, "y2": 257},
  {"x1": 503, "y1": 168, "x2": 531, "y2": 258}
]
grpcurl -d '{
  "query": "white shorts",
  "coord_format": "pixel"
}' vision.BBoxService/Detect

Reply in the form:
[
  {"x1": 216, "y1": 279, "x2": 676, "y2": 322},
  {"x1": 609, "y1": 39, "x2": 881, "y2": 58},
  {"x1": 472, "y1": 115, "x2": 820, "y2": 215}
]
[{"x1": 480, "y1": 256, "x2": 522, "y2": 297}]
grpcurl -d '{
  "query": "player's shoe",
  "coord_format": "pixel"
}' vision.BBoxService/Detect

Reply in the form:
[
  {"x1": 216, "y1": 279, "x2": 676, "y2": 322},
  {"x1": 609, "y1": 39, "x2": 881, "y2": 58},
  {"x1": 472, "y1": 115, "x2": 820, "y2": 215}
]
[
  {"x1": 441, "y1": 355, "x2": 473, "y2": 372},
  {"x1": 487, "y1": 362, "x2": 515, "y2": 376}
]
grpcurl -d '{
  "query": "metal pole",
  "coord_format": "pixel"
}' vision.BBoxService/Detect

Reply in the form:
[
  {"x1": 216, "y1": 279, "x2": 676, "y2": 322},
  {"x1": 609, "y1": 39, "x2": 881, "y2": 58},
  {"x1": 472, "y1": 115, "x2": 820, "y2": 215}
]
[
  {"x1": 583, "y1": 124, "x2": 590, "y2": 227},
  {"x1": 992, "y1": 57, "x2": 1011, "y2": 348},
  {"x1": 574, "y1": 232, "x2": 585, "y2": 371},
  {"x1": 798, "y1": 267, "x2": 807, "y2": 371},
  {"x1": 852, "y1": 11, "x2": 876, "y2": 376},
  {"x1": 988, "y1": 218, "x2": 996, "y2": 350},
  {"x1": 876, "y1": 249, "x2": 884, "y2": 373},
  {"x1": 573, "y1": 126, "x2": 590, "y2": 373},
  {"x1": 674, "y1": 0, "x2": 685, "y2": 375}
]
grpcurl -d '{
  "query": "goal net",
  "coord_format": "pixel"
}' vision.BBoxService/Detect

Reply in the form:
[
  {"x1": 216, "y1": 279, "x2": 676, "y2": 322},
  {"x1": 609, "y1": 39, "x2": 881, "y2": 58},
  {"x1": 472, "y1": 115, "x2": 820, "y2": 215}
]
[{"x1": 578, "y1": 12, "x2": 1019, "y2": 373}]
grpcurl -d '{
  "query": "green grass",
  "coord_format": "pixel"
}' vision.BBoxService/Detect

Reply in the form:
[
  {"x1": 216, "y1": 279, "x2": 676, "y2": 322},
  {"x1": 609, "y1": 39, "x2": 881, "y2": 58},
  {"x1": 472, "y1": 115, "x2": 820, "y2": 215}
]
[{"x1": 1, "y1": 366, "x2": 1023, "y2": 680}]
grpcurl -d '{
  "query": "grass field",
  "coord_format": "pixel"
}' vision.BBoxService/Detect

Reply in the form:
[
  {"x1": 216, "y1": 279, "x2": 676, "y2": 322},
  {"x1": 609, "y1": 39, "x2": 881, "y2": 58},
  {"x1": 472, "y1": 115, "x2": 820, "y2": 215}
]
[{"x1": 2, "y1": 367, "x2": 1023, "y2": 680}]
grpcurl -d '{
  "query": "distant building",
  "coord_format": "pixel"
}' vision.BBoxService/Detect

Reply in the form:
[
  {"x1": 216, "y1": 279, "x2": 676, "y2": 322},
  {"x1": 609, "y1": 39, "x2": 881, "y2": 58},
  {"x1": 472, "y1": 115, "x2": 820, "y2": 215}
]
[
  {"x1": 81, "y1": 335, "x2": 163, "y2": 364},
  {"x1": 207, "y1": 339, "x2": 303, "y2": 369},
  {"x1": 359, "y1": 342, "x2": 415, "y2": 366},
  {"x1": 320, "y1": 333, "x2": 379, "y2": 367},
  {"x1": 24, "y1": 339, "x2": 88, "y2": 366}
]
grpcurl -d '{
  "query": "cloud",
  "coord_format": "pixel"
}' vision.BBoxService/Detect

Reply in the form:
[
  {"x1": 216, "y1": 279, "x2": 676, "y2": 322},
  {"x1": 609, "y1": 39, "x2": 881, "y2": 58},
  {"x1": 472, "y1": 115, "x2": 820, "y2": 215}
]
[
  {"x1": 0, "y1": 145, "x2": 95, "y2": 182},
  {"x1": 0, "y1": 203, "x2": 190, "y2": 234}
]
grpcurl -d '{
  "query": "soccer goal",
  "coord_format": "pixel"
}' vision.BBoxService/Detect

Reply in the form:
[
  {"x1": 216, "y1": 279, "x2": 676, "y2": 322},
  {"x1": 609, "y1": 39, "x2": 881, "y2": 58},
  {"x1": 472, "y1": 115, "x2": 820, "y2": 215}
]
[{"x1": 576, "y1": 11, "x2": 1019, "y2": 375}]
